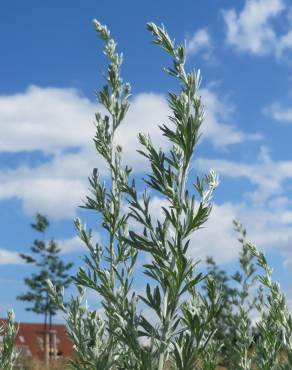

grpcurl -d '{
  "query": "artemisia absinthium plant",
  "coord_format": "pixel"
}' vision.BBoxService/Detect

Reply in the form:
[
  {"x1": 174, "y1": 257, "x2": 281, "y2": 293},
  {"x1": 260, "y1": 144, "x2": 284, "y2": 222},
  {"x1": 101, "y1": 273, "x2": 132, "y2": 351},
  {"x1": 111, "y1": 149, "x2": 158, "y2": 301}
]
[
  {"x1": 248, "y1": 244, "x2": 292, "y2": 370},
  {"x1": 225, "y1": 222, "x2": 257, "y2": 370},
  {"x1": 124, "y1": 23, "x2": 221, "y2": 370},
  {"x1": 49, "y1": 20, "x2": 223, "y2": 370},
  {"x1": 49, "y1": 20, "x2": 138, "y2": 370},
  {"x1": 47, "y1": 18, "x2": 292, "y2": 370},
  {"x1": 0, "y1": 311, "x2": 18, "y2": 370}
]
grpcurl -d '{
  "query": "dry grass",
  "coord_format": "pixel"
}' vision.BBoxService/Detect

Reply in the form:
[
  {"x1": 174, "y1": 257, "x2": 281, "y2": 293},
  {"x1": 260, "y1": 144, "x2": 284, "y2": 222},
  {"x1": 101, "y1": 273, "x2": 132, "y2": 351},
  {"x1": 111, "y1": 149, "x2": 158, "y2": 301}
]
[
  {"x1": 17, "y1": 358, "x2": 69, "y2": 370},
  {"x1": 17, "y1": 359, "x2": 227, "y2": 370}
]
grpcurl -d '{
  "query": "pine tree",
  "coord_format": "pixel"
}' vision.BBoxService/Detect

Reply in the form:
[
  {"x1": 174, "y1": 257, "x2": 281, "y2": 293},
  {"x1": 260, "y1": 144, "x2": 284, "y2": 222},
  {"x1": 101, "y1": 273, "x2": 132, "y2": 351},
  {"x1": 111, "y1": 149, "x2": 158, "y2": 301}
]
[{"x1": 17, "y1": 213, "x2": 73, "y2": 362}]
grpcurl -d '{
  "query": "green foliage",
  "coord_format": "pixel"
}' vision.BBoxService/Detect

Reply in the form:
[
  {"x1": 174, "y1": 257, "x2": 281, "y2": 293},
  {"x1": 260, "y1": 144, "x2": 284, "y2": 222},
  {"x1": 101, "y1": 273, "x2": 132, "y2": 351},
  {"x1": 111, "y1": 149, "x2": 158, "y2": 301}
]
[
  {"x1": 203, "y1": 222, "x2": 292, "y2": 369},
  {"x1": 18, "y1": 213, "x2": 73, "y2": 327},
  {"x1": 248, "y1": 244, "x2": 292, "y2": 370},
  {"x1": 0, "y1": 311, "x2": 18, "y2": 370},
  {"x1": 225, "y1": 222, "x2": 257, "y2": 370}
]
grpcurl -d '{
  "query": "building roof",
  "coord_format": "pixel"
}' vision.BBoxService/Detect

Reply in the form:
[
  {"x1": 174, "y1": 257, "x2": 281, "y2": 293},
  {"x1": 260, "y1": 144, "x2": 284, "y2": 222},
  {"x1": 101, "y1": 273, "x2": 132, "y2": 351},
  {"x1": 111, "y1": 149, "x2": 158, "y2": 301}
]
[{"x1": 1, "y1": 320, "x2": 74, "y2": 360}]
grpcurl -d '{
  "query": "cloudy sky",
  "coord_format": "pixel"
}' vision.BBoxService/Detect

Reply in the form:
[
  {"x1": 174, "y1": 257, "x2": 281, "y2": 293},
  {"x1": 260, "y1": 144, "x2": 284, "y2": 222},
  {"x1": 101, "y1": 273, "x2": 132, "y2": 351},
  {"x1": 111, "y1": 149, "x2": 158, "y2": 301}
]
[{"x1": 2, "y1": 0, "x2": 292, "y2": 321}]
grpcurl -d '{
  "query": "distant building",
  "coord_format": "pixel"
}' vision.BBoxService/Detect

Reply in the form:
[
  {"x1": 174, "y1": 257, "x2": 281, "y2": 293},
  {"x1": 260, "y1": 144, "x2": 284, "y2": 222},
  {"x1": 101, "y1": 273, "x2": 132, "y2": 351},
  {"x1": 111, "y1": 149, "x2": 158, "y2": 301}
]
[{"x1": 0, "y1": 320, "x2": 74, "y2": 361}]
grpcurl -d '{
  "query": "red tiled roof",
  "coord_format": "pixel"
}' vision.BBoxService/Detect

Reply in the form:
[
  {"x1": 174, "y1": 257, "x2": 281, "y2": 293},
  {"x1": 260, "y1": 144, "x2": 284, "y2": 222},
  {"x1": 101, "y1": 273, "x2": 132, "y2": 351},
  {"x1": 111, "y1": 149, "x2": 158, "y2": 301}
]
[{"x1": 1, "y1": 320, "x2": 74, "y2": 360}]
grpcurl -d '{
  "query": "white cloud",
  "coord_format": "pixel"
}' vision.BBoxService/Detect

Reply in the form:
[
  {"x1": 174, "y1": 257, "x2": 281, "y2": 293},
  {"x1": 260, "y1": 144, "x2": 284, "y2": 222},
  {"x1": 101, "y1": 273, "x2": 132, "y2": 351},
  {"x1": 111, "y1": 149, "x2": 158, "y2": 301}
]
[
  {"x1": 0, "y1": 249, "x2": 24, "y2": 265},
  {"x1": 117, "y1": 144, "x2": 292, "y2": 267},
  {"x1": 276, "y1": 30, "x2": 292, "y2": 59},
  {"x1": 200, "y1": 87, "x2": 260, "y2": 147},
  {"x1": 0, "y1": 166, "x2": 89, "y2": 219},
  {"x1": 0, "y1": 232, "x2": 100, "y2": 265},
  {"x1": 0, "y1": 85, "x2": 256, "y2": 219},
  {"x1": 263, "y1": 101, "x2": 292, "y2": 122},
  {"x1": 0, "y1": 86, "x2": 171, "y2": 161},
  {"x1": 146, "y1": 195, "x2": 292, "y2": 266},
  {"x1": 193, "y1": 148, "x2": 292, "y2": 266},
  {"x1": 58, "y1": 232, "x2": 101, "y2": 254},
  {"x1": 58, "y1": 235, "x2": 85, "y2": 254},
  {"x1": 0, "y1": 86, "x2": 96, "y2": 154},
  {"x1": 140, "y1": 195, "x2": 239, "y2": 264},
  {"x1": 189, "y1": 202, "x2": 240, "y2": 264},
  {"x1": 134, "y1": 191, "x2": 292, "y2": 266},
  {"x1": 223, "y1": 0, "x2": 292, "y2": 58},
  {"x1": 129, "y1": 192, "x2": 292, "y2": 266},
  {"x1": 196, "y1": 146, "x2": 292, "y2": 204},
  {"x1": 0, "y1": 85, "x2": 256, "y2": 156},
  {"x1": 187, "y1": 29, "x2": 213, "y2": 60},
  {"x1": 0, "y1": 87, "x2": 170, "y2": 218},
  {"x1": 116, "y1": 93, "x2": 170, "y2": 168},
  {"x1": 195, "y1": 200, "x2": 292, "y2": 265}
]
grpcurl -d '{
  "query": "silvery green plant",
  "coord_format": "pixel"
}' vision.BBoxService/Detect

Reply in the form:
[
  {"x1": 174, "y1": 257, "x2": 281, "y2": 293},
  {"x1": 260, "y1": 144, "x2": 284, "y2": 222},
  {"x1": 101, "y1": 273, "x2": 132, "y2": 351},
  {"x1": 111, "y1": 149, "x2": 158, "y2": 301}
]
[
  {"x1": 198, "y1": 223, "x2": 257, "y2": 370},
  {"x1": 0, "y1": 311, "x2": 18, "y2": 370},
  {"x1": 248, "y1": 245, "x2": 292, "y2": 370},
  {"x1": 215, "y1": 225, "x2": 292, "y2": 369},
  {"x1": 49, "y1": 19, "x2": 292, "y2": 370},
  {"x1": 50, "y1": 19, "x2": 138, "y2": 370},
  {"x1": 124, "y1": 23, "x2": 221, "y2": 370},
  {"x1": 172, "y1": 278, "x2": 222, "y2": 370},
  {"x1": 225, "y1": 221, "x2": 257, "y2": 370},
  {"x1": 52, "y1": 287, "x2": 114, "y2": 370},
  {"x1": 232, "y1": 221, "x2": 257, "y2": 310},
  {"x1": 202, "y1": 256, "x2": 237, "y2": 366},
  {"x1": 50, "y1": 20, "x2": 223, "y2": 370}
]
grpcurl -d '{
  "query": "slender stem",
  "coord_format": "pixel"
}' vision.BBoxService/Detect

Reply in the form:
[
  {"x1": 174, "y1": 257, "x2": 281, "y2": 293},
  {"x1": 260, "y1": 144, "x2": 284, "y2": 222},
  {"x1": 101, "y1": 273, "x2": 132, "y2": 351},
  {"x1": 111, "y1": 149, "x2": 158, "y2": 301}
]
[
  {"x1": 109, "y1": 114, "x2": 117, "y2": 287},
  {"x1": 44, "y1": 291, "x2": 49, "y2": 364},
  {"x1": 157, "y1": 147, "x2": 190, "y2": 370}
]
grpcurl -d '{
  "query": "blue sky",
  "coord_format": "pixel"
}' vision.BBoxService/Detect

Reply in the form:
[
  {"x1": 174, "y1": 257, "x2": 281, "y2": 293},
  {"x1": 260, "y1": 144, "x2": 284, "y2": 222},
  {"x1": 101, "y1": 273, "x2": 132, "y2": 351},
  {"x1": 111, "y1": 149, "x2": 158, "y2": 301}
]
[{"x1": 2, "y1": 0, "x2": 292, "y2": 322}]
